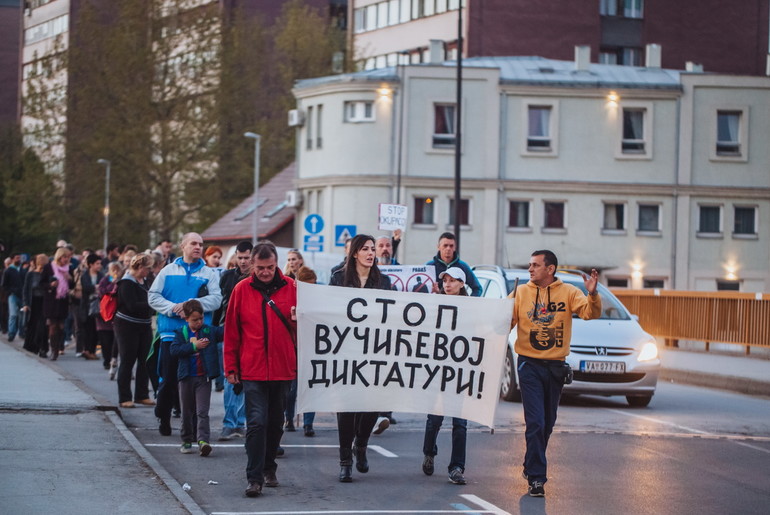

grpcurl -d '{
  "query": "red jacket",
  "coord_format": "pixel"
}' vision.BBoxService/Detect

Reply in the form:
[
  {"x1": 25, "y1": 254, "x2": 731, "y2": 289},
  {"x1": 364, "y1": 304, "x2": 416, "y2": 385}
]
[{"x1": 223, "y1": 271, "x2": 297, "y2": 381}]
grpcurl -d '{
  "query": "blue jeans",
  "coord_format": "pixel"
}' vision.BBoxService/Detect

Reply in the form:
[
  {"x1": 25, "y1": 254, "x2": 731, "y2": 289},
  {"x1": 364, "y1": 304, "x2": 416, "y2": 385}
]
[
  {"x1": 517, "y1": 355, "x2": 564, "y2": 484},
  {"x1": 422, "y1": 415, "x2": 467, "y2": 472},
  {"x1": 222, "y1": 379, "x2": 246, "y2": 429},
  {"x1": 303, "y1": 412, "x2": 316, "y2": 426},
  {"x1": 243, "y1": 380, "x2": 289, "y2": 484},
  {"x1": 7, "y1": 294, "x2": 20, "y2": 340}
]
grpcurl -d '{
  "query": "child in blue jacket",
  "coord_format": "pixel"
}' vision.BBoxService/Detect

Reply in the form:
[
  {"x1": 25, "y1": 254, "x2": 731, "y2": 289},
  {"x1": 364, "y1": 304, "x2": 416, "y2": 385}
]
[{"x1": 170, "y1": 299, "x2": 223, "y2": 456}]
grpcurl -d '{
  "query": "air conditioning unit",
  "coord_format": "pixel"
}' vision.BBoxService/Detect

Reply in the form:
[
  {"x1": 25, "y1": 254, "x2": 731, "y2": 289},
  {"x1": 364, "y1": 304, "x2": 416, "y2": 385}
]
[
  {"x1": 288, "y1": 109, "x2": 305, "y2": 127},
  {"x1": 286, "y1": 190, "x2": 302, "y2": 208}
]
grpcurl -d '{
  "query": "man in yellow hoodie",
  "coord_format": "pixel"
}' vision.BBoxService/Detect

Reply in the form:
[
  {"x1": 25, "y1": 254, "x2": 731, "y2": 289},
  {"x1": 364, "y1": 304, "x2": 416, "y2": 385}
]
[{"x1": 511, "y1": 250, "x2": 600, "y2": 497}]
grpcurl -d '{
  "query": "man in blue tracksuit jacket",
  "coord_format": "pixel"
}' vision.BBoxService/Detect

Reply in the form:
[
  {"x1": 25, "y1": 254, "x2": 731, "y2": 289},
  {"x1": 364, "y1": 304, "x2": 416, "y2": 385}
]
[
  {"x1": 149, "y1": 232, "x2": 222, "y2": 436},
  {"x1": 426, "y1": 232, "x2": 482, "y2": 297}
]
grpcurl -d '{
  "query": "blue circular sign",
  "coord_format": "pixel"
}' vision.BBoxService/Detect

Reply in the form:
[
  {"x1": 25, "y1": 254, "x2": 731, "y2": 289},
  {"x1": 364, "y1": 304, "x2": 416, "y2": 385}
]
[{"x1": 304, "y1": 214, "x2": 324, "y2": 235}]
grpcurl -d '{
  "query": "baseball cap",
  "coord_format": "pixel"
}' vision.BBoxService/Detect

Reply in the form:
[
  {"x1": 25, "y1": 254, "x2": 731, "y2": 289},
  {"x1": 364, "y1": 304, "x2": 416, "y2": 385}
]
[{"x1": 438, "y1": 267, "x2": 466, "y2": 283}]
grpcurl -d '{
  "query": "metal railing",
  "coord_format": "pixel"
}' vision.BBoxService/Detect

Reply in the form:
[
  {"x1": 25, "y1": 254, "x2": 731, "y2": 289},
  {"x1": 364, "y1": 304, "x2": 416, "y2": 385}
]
[{"x1": 610, "y1": 289, "x2": 770, "y2": 354}]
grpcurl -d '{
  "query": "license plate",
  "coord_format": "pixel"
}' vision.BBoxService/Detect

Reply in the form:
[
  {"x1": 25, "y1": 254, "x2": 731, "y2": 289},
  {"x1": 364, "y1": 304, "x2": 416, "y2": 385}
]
[{"x1": 580, "y1": 361, "x2": 625, "y2": 373}]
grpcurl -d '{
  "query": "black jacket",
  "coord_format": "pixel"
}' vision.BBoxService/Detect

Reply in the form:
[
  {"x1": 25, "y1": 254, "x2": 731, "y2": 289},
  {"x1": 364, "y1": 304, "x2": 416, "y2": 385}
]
[
  {"x1": 215, "y1": 268, "x2": 249, "y2": 325},
  {"x1": 1, "y1": 266, "x2": 22, "y2": 297},
  {"x1": 115, "y1": 275, "x2": 152, "y2": 322}
]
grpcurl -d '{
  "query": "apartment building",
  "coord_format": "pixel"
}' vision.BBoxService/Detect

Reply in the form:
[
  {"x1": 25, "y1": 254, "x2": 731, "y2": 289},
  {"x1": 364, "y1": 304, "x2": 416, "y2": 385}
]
[
  {"x1": 350, "y1": 0, "x2": 770, "y2": 76},
  {"x1": 291, "y1": 48, "x2": 770, "y2": 292}
]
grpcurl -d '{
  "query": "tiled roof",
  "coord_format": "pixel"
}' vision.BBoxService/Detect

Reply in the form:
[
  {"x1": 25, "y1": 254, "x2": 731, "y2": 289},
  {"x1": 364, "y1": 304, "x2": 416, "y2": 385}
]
[
  {"x1": 201, "y1": 162, "x2": 296, "y2": 242},
  {"x1": 295, "y1": 55, "x2": 683, "y2": 91}
]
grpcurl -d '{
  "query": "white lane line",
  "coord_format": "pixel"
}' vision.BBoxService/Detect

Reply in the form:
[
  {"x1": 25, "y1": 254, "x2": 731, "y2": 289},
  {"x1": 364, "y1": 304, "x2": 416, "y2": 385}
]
[
  {"x1": 606, "y1": 408, "x2": 770, "y2": 455},
  {"x1": 211, "y1": 511, "x2": 497, "y2": 514},
  {"x1": 605, "y1": 408, "x2": 710, "y2": 434},
  {"x1": 144, "y1": 443, "x2": 399, "y2": 457},
  {"x1": 460, "y1": 494, "x2": 512, "y2": 515}
]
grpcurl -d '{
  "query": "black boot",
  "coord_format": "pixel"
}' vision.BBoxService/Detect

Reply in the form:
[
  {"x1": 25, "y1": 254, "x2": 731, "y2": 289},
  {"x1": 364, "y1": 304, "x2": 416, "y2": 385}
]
[
  {"x1": 339, "y1": 448, "x2": 353, "y2": 482},
  {"x1": 353, "y1": 441, "x2": 369, "y2": 473}
]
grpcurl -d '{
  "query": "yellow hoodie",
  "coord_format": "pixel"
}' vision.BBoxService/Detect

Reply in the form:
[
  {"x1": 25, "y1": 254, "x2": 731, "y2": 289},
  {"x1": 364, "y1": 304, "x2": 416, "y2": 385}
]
[{"x1": 512, "y1": 278, "x2": 601, "y2": 361}]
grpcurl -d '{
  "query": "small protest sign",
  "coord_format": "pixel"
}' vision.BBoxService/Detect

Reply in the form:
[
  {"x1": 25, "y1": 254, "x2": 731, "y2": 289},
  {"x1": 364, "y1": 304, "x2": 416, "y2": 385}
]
[{"x1": 378, "y1": 203, "x2": 407, "y2": 231}]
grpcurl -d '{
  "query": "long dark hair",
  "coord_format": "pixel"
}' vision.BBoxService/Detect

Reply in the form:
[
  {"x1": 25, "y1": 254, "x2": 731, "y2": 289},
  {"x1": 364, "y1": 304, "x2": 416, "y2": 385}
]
[{"x1": 342, "y1": 234, "x2": 382, "y2": 288}]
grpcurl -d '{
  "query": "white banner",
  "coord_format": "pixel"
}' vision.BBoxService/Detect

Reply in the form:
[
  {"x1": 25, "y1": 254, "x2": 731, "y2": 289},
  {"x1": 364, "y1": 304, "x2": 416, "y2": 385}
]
[
  {"x1": 296, "y1": 282, "x2": 512, "y2": 427},
  {"x1": 379, "y1": 265, "x2": 436, "y2": 293}
]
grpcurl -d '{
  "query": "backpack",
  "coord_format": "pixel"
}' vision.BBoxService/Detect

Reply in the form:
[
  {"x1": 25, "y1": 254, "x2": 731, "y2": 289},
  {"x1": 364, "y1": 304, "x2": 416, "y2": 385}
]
[{"x1": 99, "y1": 287, "x2": 118, "y2": 322}]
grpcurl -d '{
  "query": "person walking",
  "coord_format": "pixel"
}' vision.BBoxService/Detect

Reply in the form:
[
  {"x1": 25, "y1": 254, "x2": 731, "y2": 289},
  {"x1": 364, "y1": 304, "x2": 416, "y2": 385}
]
[
  {"x1": 98, "y1": 261, "x2": 123, "y2": 379},
  {"x1": 78, "y1": 254, "x2": 104, "y2": 361},
  {"x1": 40, "y1": 247, "x2": 73, "y2": 360},
  {"x1": 426, "y1": 232, "x2": 482, "y2": 297},
  {"x1": 171, "y1": 299, "x2": 223, "y2": 457},
  {"x1": 216, "y1": 240, "x2": 252, "y2": 441},
  {"x1": 511, "y1": 250, "x2": 600, "y2": 497},
  {"x1": 149, "y1": 233, "x2": 221, "y2": 436},
  {"x1": 421, "y1": 267, "x2": 470, "y2": 485},
  {"x1": 1, "y1": 253, "x2": 23, "y2": 342},
  {"x1": 114, "y1": 253, "x2": 155, "y2": 409},
  {"x1": 223, "y1": 241, "x2": 296, "y2": 498},
  {"x1": 329, "y1": 234, "x2": 392, "y2": 483},
  {"x1": 22, "y1": 254, "x2": 49, "y2": 356}
]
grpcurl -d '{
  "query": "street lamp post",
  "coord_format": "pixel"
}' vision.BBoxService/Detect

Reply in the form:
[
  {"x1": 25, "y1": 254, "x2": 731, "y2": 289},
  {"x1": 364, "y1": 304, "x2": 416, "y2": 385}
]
[
  {"x1": 97, "y1": 159, "x2": 111, "y2": 251},
  {"x1": 244, "y1": 132, "x2": 261, "y2": 245}
]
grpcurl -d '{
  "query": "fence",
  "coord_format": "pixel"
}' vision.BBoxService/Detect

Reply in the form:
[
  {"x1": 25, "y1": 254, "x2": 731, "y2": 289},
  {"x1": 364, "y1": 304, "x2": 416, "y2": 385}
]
[{"x1": 610, "y1": 289, "x2": 770, "y2": 355}]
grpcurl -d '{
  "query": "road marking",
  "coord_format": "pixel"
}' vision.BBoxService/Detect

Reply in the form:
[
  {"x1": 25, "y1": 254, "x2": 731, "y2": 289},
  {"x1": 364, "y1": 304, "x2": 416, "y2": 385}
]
[
  {"x1": 605, "y1": 408, "x2": 770, "y2": 454},
  {"x1": 460, "y1": 494, "x2": 512, "y2": 515},
  {"x1": 144, "y1": 443, "x2": 399, "y2": 457}
]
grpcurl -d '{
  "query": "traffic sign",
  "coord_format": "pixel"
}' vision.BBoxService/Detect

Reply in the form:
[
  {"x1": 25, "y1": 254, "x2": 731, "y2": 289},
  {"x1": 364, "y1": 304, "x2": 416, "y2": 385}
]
[
  {"x1": 303, "y1": 234, "x2": 324, "y2": 253},
  {"x1": 304, "y1": 214, "x2": 324, "y2": 235},
  {"x1": 334, "y1": 225, "x2": 356, "y2": 247}
]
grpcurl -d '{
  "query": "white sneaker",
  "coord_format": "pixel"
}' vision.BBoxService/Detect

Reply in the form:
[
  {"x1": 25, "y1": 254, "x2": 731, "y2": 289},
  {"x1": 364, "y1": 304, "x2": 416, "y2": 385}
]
[{"x1": 372, "y1": 416, "x2": 390, "y2": 435}]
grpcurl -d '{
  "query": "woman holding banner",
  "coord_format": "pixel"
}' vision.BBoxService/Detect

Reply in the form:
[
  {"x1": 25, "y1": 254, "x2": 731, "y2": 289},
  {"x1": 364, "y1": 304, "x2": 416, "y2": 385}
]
[
  {"x1": 329, "y1": 234, "x2": 392, "y2": 482},
  {"x1": 421, "y1": 267, "x2": 469, "y2": 485}
]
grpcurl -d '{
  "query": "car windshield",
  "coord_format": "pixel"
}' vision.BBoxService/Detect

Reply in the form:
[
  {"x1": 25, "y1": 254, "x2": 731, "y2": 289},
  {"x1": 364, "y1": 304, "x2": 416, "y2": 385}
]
[{"x1": 562, "y1": 280, "x2": 630, "y2": 320}]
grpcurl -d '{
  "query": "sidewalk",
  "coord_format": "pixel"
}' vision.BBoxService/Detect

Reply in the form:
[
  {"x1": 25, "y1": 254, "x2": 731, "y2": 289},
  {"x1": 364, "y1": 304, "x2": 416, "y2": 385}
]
[
  {"x1": 0, "y1": 339, "x2": 203, "y2": 515},
  {"x1": 660, "y1": 347, "x2": 770, "y2": 397}
]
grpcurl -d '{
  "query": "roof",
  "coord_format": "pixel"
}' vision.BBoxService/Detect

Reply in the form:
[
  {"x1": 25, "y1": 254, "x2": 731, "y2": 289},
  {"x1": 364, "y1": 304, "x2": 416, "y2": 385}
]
[
  {"x1": 295, "y1": 56, "x2": 683, "y2": 91},
  {"x1": 201, "y1": 162, "x2": 296, "y2": 242}
]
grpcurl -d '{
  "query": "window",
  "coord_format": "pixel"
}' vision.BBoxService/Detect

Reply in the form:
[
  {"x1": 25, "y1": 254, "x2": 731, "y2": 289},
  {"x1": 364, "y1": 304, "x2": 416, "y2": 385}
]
[
  {"x1": 316, "y1": 104, "x2": 323, "y2": 149},
  {"x1": 377, "y1": 2, "x2": 389, "y2": 28},
  {"x1": 638, "y1": 204, "x2": 659, "y2": 232},
  {"x1": 306, "y1": 105, "x2": 313, "y2": 150},
  {"x1": 389, "y1": 0, "x2": 400, "y2": 25},
  {"x1": 717, "y1": 280, "x2": 740, "y2": 291},
  {"x1": 603, "y1": 203, "x2": 625, "y2": 231},
  {"x1": 643, "y1": 278, "x2": 664, "y2": 289},
  {"x1": 733, "y1": 206, "x2": 756, "y2": 236},
  {"x1": 622, "y1": 108, "x2": 645, "y2": 153},
  {"x1": 622, "y1": 47, "x2": 642, "y2": 66},
  {"x1": 716, "y1": 111, "x2": 741, "y2": 156},
  {"x1": 607, "y1": 277, "x2": 629, "y2": 288},
  {"x1": 508, "y1": 201, "x2": 530, "y2": 229},
  {"x1": 448, "y1": 198, "x2": 470, "y2": 226},
  {"x1": 344, "y1": 101, "x2": 375, "y2": 122},
  {"x1": 599, "y1": 0, "x2": 617, "y2": 16},
  {"x1": 424, "y1": 0, "x2": 435, "y2": 16},
  {"x1": 544, "y1": 202, "x2": 565, "y2": 230},
  {"x1": 354, "y1": 8, "x2": 365, "y2": 33},
  {"x1": 436, "y1": 0, "x2": 448, "y2": 13},
  {"x1": 623, "y1": 0, "x2": 644, "y2": 18},
  {"x1": 433, "y1": 104, "x2": 456, "y2": 148},
  {"x1": 599, "y1": 52, "x2": 617, "y2": 65},
  {"x1": 527, "y1": 106, "x2": 551, "y2": 150},
  {"x1": 400, "y1": 0, "x2": 411, "y2": 22},
  {"x1": 414, "y1": 197, "x2": 435, "y2": 225},
  {"x1": 698, "y1": 205, "x2": 721, "y2": 234},
  {"x1": 365, "y1": 5, "x2": 377, "y2": 31}
]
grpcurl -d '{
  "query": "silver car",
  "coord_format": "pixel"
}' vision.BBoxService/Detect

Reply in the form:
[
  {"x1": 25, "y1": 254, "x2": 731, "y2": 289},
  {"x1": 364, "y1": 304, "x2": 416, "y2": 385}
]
[{"x1": 473, "y1": 266, "x2": 660, "y2": 407}]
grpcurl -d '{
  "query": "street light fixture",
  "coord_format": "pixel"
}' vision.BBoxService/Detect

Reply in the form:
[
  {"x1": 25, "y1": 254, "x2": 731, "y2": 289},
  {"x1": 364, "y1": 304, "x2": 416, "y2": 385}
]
[
  {"x1": 97, "y1": 159, "x2": 111, "y2": 251},
  {"x1": 244, "y1": 132, "x2": 261, "y2": 245}
]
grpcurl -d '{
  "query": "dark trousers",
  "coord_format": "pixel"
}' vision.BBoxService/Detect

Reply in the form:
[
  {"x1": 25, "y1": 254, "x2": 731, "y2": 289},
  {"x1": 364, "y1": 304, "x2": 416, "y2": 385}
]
[
  {"x1": 423, "y1": 415, "x2": 467, "y2": 472},
  {"x1": 154, "y1": 338, "x2": 179, "y2": 422},
  {"x1": 337, "y1": 412, "x2": 378, "y2": 464},
  {"x1": 284, "y1": 378, "x2": 297, "y2": 423},
  {"x1": 518, "y1": 356, "x2": 564, "y2": 484},
  {"x1": 97, "y1": 330, "x2": 115, "y2": 367},
  {"x1": 114, "y1": 318, "x2": 151, "y2": 403},
  {"x1": 179, "y1": 376, "x2": 212, "y2": 444},
  {"x1": 80, "y1": 316, "x2": 97, "y2": 355},
  {"x1": 23, "y1": 297, "x2": 46, "y2": 355},
  {"x1": 243, "y1": 380, "x2": 289, "y2": 484}
]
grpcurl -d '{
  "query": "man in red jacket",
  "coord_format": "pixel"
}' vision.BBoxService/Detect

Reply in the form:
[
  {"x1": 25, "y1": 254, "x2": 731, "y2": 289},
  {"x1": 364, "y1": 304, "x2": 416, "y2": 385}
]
[{"x1": 224, "y1": 241, "x2": 297, "y2": 498}]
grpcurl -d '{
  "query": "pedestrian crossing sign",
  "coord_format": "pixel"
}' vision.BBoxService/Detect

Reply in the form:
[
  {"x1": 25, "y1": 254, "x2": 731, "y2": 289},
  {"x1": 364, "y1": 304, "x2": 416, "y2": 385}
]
[{"x1": 335, "y1": 225, "x2": 356, "y2": 247}]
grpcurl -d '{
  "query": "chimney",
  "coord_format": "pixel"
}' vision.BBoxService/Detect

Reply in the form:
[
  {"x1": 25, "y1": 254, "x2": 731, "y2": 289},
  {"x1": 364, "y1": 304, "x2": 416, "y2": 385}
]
[
  {"x1": 429, "y1": 40, "x2": 445, "y2": 64},
  {"x1": 645, "y1": 43, "x2": 662, "y2": 68},
  {"x1": 685, "y1": 61, "x2": 704, "y2": 73},
  {"x1": 574, "y1": 45, "x2": 590, "y2": 71}
]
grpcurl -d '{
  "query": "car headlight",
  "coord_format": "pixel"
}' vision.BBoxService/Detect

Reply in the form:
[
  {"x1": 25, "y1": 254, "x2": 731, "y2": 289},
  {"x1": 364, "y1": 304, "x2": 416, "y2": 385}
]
[{"x1": 637, "y1": 341, "x2": 658, "y2": 362}]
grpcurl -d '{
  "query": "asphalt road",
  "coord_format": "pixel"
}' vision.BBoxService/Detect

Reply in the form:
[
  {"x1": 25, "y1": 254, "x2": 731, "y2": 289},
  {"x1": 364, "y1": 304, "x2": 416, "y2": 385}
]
[{"x1": 54, "y1": 353, "x2": 770, "y2": 515}]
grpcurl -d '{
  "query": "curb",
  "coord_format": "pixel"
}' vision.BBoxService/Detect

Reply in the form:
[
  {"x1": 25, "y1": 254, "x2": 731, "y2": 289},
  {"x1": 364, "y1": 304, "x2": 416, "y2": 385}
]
[{"x1": 661, "y1": 368, "x2": 770, "y2": 398}]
